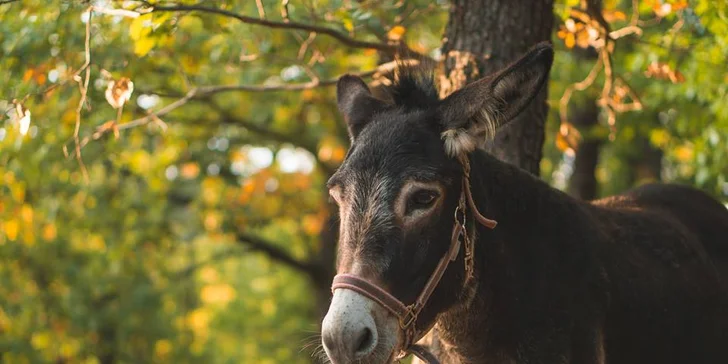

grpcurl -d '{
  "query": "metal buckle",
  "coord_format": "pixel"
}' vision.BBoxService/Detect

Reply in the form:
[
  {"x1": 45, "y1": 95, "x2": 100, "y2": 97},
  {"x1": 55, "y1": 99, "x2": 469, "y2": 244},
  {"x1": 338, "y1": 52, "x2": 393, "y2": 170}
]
[{"x1": 400, "y1": 305, "x2": 417, "y2": 330}]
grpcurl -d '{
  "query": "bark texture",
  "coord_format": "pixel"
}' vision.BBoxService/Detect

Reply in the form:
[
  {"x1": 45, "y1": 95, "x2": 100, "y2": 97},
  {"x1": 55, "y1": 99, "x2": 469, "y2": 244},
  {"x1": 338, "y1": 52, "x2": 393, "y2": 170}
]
[{"x1": 440, "y1": 0, "x2": 555, "y2": 175}]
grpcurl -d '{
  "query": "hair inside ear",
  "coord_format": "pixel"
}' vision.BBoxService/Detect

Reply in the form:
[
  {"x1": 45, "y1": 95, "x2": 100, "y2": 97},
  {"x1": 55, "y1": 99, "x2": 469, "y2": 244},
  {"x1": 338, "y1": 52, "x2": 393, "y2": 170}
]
[{"x1": 438, "y1": 42, "x2": 554, "y2": 157}]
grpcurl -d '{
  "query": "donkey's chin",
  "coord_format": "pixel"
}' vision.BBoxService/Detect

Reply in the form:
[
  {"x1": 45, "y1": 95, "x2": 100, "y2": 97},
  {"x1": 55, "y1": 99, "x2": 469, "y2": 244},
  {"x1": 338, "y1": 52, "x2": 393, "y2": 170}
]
[{"x1": 367, "y1": 319, "x2": 402, "y2": 364}]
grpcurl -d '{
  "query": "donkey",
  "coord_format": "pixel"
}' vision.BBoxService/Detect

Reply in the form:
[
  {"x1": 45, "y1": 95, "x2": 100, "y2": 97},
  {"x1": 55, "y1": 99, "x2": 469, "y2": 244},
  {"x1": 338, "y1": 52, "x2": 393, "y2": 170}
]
[{"x1": 319, "y1": 41, "x2": 728, "y2": 364}]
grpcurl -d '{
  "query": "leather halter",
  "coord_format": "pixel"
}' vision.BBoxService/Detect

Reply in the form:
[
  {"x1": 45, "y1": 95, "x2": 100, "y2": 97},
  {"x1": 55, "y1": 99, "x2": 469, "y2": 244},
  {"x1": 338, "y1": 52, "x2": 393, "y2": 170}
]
[{"x1": 330, "y1": 155, "x2": 497, "y2": 363}]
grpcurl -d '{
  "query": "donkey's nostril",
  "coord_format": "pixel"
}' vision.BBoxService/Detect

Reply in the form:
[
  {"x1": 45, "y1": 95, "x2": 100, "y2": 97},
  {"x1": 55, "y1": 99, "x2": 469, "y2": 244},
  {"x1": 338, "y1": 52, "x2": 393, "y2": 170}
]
[{"x1": 354, "y1": 327, "x2": 375, "y2": 357}]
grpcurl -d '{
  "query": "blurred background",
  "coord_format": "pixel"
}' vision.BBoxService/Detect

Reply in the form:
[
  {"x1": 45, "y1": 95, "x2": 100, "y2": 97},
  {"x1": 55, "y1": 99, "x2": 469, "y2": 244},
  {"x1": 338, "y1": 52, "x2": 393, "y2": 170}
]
[{"x1": 0, "y1": 0, "x2": 726, "y2": 363}]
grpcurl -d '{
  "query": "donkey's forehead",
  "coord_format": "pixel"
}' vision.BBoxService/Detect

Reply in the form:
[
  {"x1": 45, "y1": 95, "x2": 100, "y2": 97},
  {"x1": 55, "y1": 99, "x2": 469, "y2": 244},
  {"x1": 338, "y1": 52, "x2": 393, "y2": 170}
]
[{"x1": 333, "y1": 109, "x2": 455, "y2": 185}]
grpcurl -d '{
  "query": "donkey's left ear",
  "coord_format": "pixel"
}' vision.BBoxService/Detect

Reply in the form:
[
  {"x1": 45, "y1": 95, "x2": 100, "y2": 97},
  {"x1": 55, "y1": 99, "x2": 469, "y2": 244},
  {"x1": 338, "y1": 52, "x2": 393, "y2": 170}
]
[{"x1": 438, "y1": 42, "x2": 554, "y2": 157}]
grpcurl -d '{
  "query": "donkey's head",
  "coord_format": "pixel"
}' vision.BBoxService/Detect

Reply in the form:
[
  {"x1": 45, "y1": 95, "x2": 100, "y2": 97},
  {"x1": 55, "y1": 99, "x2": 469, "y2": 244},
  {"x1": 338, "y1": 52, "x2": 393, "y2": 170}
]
[{"x1": 321, "y1": 42, "x2": 553, "y2": 364}]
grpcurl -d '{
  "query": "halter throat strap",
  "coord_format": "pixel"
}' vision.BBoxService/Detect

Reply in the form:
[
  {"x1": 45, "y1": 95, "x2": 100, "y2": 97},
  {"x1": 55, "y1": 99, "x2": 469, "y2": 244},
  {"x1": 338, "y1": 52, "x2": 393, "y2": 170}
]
[{"x1": 330, "y1": 156, "x2": 497, "y2": 363}]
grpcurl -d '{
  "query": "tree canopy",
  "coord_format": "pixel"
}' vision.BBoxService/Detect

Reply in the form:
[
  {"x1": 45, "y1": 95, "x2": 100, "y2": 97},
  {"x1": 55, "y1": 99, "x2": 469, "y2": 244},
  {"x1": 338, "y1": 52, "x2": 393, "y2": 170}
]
[{"x1": 0, "y1": 0, "x2": 725, "y2": 363}]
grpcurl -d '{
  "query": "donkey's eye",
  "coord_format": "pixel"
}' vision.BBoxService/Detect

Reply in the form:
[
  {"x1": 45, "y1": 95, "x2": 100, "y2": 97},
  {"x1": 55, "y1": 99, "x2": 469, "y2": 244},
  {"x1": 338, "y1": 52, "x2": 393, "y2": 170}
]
[{"x1": 409, "y1": 190, "x2": 439, "y2": 210}]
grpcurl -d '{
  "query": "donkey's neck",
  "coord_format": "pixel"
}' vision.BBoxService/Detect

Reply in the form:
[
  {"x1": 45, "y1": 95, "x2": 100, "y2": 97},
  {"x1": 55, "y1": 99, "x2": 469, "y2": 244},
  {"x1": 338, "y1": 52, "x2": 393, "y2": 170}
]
[{"x1": 434, "y1": 150, "x2": 591, "y2": 363}]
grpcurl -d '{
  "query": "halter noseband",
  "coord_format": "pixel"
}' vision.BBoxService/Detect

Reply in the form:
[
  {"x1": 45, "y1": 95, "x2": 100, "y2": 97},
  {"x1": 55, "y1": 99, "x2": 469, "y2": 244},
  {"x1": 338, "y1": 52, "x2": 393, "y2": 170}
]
[{"x1": 330, "y1": 155, "x2": 497, "y2": 363}]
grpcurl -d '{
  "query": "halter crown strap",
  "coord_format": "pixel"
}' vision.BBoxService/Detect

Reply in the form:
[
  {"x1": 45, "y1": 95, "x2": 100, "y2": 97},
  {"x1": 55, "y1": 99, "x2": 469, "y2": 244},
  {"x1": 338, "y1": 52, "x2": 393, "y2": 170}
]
[{"x1": 330, "y1": 155, "x2": 497, "y2": 364}]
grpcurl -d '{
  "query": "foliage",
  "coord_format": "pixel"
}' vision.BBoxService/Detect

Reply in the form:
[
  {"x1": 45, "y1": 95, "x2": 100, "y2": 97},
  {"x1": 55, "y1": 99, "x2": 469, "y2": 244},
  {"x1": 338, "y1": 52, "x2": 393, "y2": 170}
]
[{"x1": 0, "y1": 0, "x2": 725, "y2": 363}]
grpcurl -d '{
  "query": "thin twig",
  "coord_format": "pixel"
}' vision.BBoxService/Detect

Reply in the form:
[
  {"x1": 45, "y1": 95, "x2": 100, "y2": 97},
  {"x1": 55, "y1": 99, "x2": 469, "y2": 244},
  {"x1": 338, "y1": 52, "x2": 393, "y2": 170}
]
[
  {"x1": 148, "y1": 3, "x2": 428, "y2": 60},
  {"x1": 237, "y1": 232, "x2": 322, "y2": 279},
  {"x1": 298, "y1": 32, "x2": 317, "y2": 60},
  {"x1": 255, "y1": 0, "x2": 265, "y2": 19},
  {"x1": 559, "y1": 57, "x2": 603, "y2": 128},
  {"x1": 72, "y1": 7, "x2": 93, "y2": 183},
  {"x1": 69, "y1": 60, "x2": 416, "y2": 152},
  {"x1": 281, "y1": 0, "x2": 290, "y2": 22}
]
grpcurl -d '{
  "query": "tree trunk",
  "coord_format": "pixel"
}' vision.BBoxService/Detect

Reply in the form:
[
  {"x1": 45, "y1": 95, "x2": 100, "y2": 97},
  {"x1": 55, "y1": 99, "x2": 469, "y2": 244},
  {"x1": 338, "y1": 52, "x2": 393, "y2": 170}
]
[
  {"x1": 440, "y1": 0, "x2": 555, "y2": 176},
  {"x1": 568, "y1": 103, "x2": 601, "y2": 200},
  {"x1": 567, "y1": 46, "x2": 602, "y2": 201},
  {"x1": 414, "y1": 1, "x2": 555, "y2": 362},
  {"x1": 627, "y1": 137, "x2": 663, "y2": 186}
]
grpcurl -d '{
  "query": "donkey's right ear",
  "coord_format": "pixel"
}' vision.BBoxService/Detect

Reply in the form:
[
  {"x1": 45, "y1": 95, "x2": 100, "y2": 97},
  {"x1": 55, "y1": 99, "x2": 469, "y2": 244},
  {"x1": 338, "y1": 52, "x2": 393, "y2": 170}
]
[{"x1": 337, "y1": 75, "x2": 387, "y2": 141}]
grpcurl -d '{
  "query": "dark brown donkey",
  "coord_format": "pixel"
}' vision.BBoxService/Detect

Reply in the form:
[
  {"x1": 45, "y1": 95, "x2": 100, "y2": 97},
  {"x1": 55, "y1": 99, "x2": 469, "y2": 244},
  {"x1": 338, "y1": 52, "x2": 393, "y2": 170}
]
[{"x1": 319, "y1": 42, "x2": 728, "y2": 364}]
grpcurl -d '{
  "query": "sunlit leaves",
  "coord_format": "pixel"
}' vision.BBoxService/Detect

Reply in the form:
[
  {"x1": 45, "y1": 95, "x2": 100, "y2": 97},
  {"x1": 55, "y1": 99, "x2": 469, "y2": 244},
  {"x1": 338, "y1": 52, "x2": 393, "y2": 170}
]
[
  {"x1": 644, "y1": 61, "x2": 685, "y2": 83},
  {"x1": 646, "y1": 0, "x2": 688, "y2": 18},
  {"x1": 200, "y1": 283, "x2": 236, "y2": 306},
  {"x1": 387, "y1": 25, "x2": 406, "y2": 41},
  {"x1": 128, "y1": 13, "x2": 171, "y2": 56},
  {"x1": 557, "y1": 19, "x2": 598, "y2": 49},
  {"x1": 2, "y1": 218, "x2": 19, "y2": 242}
]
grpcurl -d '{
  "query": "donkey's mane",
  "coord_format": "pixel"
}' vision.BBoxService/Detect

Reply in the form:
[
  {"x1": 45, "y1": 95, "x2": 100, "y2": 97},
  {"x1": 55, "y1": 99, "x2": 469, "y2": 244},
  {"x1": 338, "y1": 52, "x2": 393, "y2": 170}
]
[{"x1": 382, "y1": 61, "x2": 439, "y2": 110}]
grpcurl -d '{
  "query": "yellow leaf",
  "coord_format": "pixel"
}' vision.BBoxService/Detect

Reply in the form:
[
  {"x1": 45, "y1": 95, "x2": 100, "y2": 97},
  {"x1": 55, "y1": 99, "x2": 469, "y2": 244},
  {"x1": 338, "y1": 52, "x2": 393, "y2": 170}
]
[
  {"x1": 10, "y1": 182, "x2": 25, "y2": 202},
  {"x1": 133, "y1": 36, "x2": 156, "y2": 57},
  {"x1": 200, "y1": 267, "x2": 219, "y2": 283},
  {"x1": 4, "y1": 219, "x2": 19, "y2": 241},
  {"x1": 0, "y1": 308, "x2": 9, "y2": 332},
  {"x1": 60, "y1": 340, "x2": 80, "y2": 358},
  {"x1": 260, "y1": 298, "x2": 277, "y2": 317},
  {"x1": 86, "y1": 234, "x2": 106, "y2": 252},
  {"x1": 388, "y1": 25, "x2": 406, "y2": 41},
  {"x1": 20, "y1": 204, "x2": 33, "y2": 224},
  {"x1": 342, "y1": 18, "x2": 354, "y2": 32},
  {"x1": 185, "y1": 308, "x2": 210, "y2": 331},
  {"x1": 200, "y1": 283, "x2": 236, "y2": 305},
  {"x1": 203, "y1": 211, "x2": 221, "y2": 231},
  {"x1": 129, "y1": 150, "x2": 151, "y2": 174},
  {"x1": 674, "y1": 145, "x2": 693, "y2": 162},
  {"x1": 649, "y1": 129, "x2": 670, "y2": 148},
  {"x1": 31, "y1": 331, "x2": 52, "y2": 350},
  {"x1": 155, "y1": 340, "x2": 172, "y2": 359},
  {"x1": 129, "y1": 14, "x2": 153, "y2": 40},
  {"x1": 181, "y1": 55, "x2": 201, "y2": 74},
  {"x1": 202, "y1": 177, "x2": 222, "y2": 205},
  {"x1": 82, "y1": 358, "x2": 100, "y2": 364},
  {"x1": 42, "y1": 223, "x2": 57, "y2": 241}
]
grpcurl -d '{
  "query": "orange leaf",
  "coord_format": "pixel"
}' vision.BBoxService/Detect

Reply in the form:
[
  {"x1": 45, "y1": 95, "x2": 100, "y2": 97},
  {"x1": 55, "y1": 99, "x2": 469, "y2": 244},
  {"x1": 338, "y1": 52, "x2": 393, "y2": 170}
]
[
  {"x1": 34, "y1": 73, "x2": 47, "y2": 85},
  {"x1": 22, "y1": 69, "x2": 34, "y2": 82},
  {"x1": 387, "y1": 25, "x2": 406, "y2": 41},
  {"x1": 603, "y1": 10, "x2": 627, "y2": 22},
  {"x1": 564, "y1": 33, "x2": 576, "y2": 49},
  {"x1": 180, "y1": 162, "x2": 200, "y2": 179}
]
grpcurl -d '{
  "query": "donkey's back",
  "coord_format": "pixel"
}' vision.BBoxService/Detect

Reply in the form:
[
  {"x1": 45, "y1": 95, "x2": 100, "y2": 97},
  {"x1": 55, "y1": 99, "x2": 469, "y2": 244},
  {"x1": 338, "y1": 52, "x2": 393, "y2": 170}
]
[{"x1": 590, "y1": 183, "x2": 728, "y2": 364}]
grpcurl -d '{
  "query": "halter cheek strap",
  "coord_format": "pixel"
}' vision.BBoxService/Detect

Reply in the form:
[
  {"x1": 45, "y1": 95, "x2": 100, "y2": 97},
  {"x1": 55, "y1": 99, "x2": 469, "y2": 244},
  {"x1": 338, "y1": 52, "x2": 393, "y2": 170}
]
[{"x1": 330, "y1": 156, "x2": 497, "y2": 363}]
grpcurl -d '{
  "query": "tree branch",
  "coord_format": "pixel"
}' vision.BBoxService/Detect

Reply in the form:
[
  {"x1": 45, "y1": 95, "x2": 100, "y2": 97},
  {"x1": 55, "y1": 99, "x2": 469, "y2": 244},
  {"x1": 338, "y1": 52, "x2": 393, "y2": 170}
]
[
  {"x1": 148, "y1": 3, "x2": 427, "y2": 59},
  {"x1": 173, "y1": 248, "x2": 239, "y2": 279},
  {"x1": 68, "y1": 60, "x2": 414, "y2": 153},
  {"x1": 237, "y1": 232, "x2": 324, "y2": 280}
]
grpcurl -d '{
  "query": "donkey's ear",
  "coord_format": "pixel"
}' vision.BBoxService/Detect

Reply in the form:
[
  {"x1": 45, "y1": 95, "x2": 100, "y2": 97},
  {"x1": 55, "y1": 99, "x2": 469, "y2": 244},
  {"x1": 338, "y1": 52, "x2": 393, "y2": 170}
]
[
  {"x1": 438, "y1": 42, "x2": 554, "y2": 157},
  {"x1": 337, "y1": 75, "x2": 387, "y2": 141}
]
